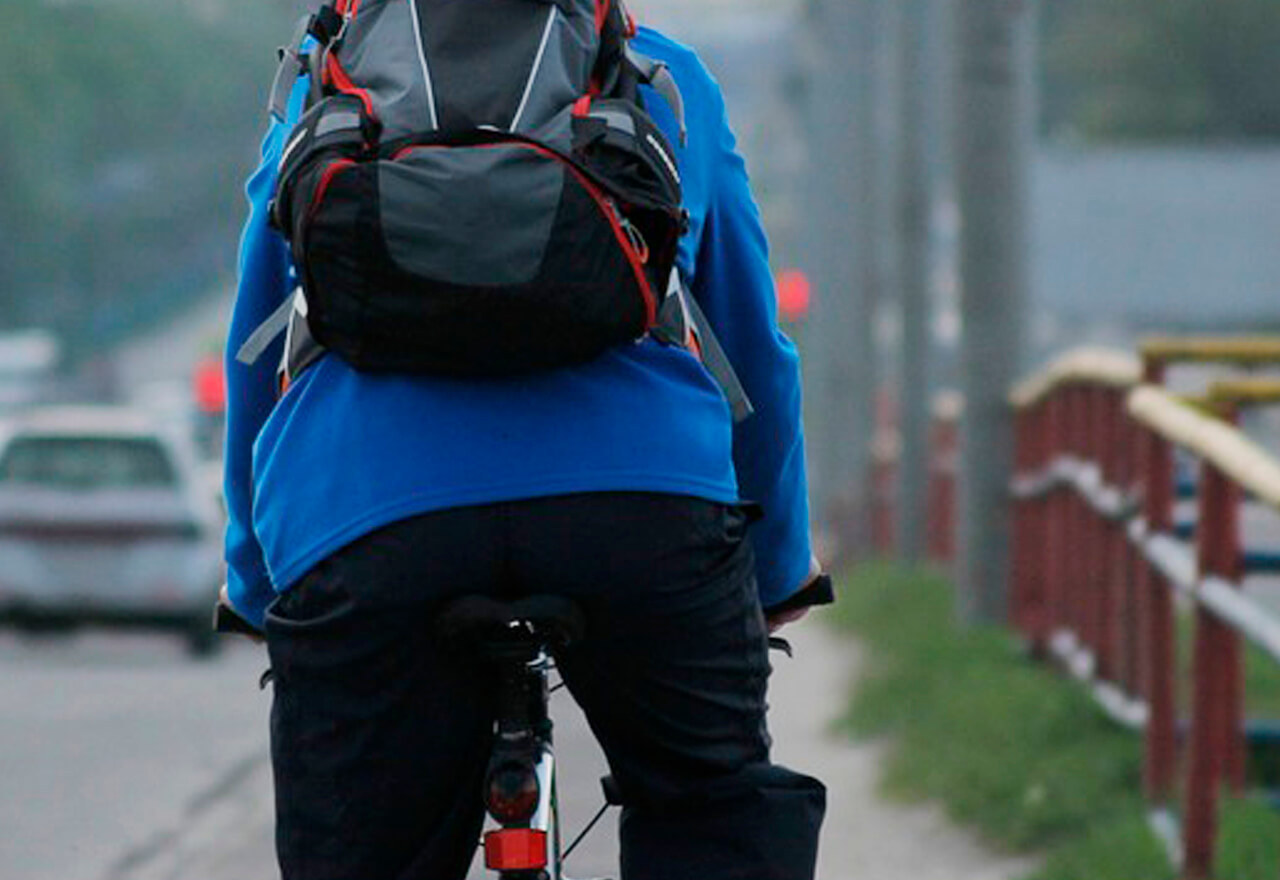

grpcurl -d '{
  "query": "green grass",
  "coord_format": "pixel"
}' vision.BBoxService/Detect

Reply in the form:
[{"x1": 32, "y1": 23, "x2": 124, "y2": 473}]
[{"x1": 829, "y1": 562, "x2": 1280, "y2": 880}]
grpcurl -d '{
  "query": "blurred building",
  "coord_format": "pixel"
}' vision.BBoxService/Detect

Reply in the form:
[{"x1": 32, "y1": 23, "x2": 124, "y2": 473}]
[{"x1": 1031, "y1": 146, "x2": 1280, "y2": 358}]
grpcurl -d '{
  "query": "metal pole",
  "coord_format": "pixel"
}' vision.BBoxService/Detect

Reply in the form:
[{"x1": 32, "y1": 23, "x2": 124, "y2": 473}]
[
  {"x1": 845, "y1": 0, "x2": 881, "y2": 560},
  {"x1": 895, "y1": 0, "x2": 934, "y2": 563},
  {"x1": 797, "y1": 0, "x2": 879, "y2": 563},
  {"x1": 953, "y1": 0, "x2": 1034, "y2": 624}
]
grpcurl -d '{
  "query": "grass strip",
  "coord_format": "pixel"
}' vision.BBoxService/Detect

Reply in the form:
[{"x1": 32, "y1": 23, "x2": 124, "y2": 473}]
[{"x1": 829, "y1": 562, "x2": 1280, "y2": 880}]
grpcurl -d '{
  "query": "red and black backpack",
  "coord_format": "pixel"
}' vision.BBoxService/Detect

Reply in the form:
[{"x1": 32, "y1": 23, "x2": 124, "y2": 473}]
[{"x1": 239, "y1": 0, "x2": 721, "y2": 385}]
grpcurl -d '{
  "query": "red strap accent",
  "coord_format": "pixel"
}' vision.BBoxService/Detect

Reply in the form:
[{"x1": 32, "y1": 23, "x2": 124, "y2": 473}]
[
  {"x1": 688, "y1": 329, "x2": 704, "y2": 359},
  {"x1": 595, "y1": 0, "x2": 611, "y2": 33},
  {"x1": 484, "y1": 830, "x2": 548, "y2": 871},
  {"x1": 625, "y1": 12, "x2": 637, "y2": 37},
  {"x1": 324, "y1": 54, "x2": 377, "y2": 119},
  {"x1": 572, "y1": 95, "x2": 593, "y2": 118}
]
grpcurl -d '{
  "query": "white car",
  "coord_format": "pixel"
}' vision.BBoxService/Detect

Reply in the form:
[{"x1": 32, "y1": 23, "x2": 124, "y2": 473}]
[{"x1": 0, "y1": 406, "x2": 225, "y2": 655}]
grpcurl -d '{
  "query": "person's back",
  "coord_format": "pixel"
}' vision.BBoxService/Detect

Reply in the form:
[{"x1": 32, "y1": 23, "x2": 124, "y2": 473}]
[{"x1": 220, "y1": 3, "x2": 831, "y2": 878}]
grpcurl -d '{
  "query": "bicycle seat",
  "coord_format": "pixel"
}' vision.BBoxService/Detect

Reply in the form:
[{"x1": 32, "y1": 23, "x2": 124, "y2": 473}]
[{"x1": 433, "y1": 594, "x2": 587, "y2": 655}]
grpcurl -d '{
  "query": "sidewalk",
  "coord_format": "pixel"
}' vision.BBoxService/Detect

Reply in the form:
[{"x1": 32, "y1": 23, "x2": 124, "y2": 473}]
[
  {"x1": 770, "y1": 618, "x2": 1039, "y2": 880},
  {"x1": 113, "y1": 618, "x2": 1037, "y2": 880}
]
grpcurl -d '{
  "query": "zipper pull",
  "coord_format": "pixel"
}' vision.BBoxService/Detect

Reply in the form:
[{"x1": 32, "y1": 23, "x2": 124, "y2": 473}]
[{"x1": 618, "y1": 212, "x2": 650, "y2": 264}]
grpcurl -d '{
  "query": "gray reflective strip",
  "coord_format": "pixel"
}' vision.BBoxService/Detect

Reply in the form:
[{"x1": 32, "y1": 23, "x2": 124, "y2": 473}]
[
  {"x1": 649, "y1": 63, "x2": 686, "y2": 147},
  {"x1": 408, "y1": 0, "x2": 440, "y2": 130},
  {"x1": 626, "y1": 48, "x2": 686, "y2": 146},
  {"x1": 268, "y1": 15, "x2": 313, "y2": 120},
  {"x1": 269, "y1": 53, "x2": 303, "y2": 121},
  {"x1": 684, "y1": 288, "x2": 753, "y2": 422},
  {"x1": 589, "y1": 109, "x2": 636, "y2": 136},
  {"x1": 281, "y1": 300, "x2": 325, "y2": 386},
  {"x1": 511, "y1": 6, "x2": 558, "y2": 132},
  {"x1": 315, "y1": 111, "x2": 363, "y2": 139},
  {"x1": 656, "y1": 272, "x2": 752, "y2": 422},
  {"x1": 236, "y1": 292, "x2": 298, "y2": 365},
  {"x1": 652, "y1": 289, "x2": 689, "y2": 348}
]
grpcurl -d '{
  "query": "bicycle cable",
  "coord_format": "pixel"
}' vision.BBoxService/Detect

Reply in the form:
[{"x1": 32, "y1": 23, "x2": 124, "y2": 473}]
[{"x1": 560, "y1": 801, "x2": 612, "y2": 861}]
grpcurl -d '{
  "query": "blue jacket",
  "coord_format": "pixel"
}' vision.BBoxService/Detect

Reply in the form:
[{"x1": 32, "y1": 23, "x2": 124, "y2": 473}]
[{"x1": 224, "y1": 27, "x2": 813, "y2": 628}]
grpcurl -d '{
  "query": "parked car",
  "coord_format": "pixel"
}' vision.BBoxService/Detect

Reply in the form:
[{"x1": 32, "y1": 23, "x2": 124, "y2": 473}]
[{"x1": 0, "y1": 406, "x2": 225, "y2": 656}]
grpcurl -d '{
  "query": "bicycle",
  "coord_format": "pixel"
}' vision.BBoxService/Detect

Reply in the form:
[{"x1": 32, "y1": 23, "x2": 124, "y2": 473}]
[
  {"x1": 216, "y1": 590, "x2": 798, "y2": 880},
  {"x1": 432, "y1": 594, "x2": 614, "y2": 880}
]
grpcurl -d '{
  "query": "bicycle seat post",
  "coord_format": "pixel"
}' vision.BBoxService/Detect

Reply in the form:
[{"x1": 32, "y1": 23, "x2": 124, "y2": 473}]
[{"x1": 433, "y1": 595, "x2": 586, "y2": 880}]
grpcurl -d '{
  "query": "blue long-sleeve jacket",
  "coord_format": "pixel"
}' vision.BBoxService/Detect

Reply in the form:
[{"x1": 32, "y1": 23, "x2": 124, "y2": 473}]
[{"x1": 223, "y1": 27, "x2": 813, "y2": 628}]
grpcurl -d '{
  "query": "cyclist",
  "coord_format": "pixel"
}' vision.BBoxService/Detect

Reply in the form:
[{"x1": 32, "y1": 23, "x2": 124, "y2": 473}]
[{"x1": 220, "y1": 9, "x2": 831, "y2": 880}]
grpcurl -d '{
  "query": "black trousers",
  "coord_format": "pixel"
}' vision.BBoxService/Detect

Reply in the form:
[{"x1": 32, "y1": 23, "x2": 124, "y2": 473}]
[{"x1": 265, "y1": 492, "x2": 825, "y2": 880}]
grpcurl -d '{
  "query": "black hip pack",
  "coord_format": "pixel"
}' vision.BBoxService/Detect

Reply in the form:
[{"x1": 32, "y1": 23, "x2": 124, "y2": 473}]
[{"x1": 244, "y1": 0, "x2": 696, "y2": 380}]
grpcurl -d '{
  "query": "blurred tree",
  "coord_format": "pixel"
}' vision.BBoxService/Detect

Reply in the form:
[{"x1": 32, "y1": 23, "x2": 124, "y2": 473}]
[
  {"x1": 0, "y1": 0, "x2": 296, "y2": 358},
  {"x1": 1042, "y1": 0, "x2": 1280, "y2": 141}
]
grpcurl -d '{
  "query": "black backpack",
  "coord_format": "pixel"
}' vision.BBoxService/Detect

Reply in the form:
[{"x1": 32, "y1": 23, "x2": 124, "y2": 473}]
[{"x1": 238, "y1": 0, "x2": 750, "y2": 419}]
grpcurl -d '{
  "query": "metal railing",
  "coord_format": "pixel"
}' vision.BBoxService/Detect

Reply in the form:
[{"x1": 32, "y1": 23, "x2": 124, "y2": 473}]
[
  {"x1": 1008, "y1": 337, "x2": 1280, "y2": 878},
  {"x1": 869, "y1": 391, "x2": 961, "y2": 562}
]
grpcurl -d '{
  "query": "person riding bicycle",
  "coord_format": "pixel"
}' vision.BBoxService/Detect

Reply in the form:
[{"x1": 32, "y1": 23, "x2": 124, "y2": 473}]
[{"x1": 220, "y1": 4, "x2": 831, "y2": 878}]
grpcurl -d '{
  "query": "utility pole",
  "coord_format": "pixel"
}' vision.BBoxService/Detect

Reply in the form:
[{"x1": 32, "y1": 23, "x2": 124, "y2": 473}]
[
  {"x1": 895, "y1": 0, "x2": 936, "y2": 564},
  {"x1": 954, "y1": 0, "x2": 1034, "y2": 623},
  {"x1": 798, "y1": 0, "x2": 879, "y2": 563}
]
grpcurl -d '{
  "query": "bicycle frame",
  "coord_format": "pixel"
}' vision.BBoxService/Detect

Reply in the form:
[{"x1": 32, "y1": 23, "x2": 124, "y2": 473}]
[{"x1": 435, "y1": 595, "x2": 610, "y2": 880}]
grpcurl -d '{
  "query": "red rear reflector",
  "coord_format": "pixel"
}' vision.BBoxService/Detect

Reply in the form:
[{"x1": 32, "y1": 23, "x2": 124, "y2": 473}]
[{"x1": 484, "y1": 829, "x2": 548, "y2": 870}]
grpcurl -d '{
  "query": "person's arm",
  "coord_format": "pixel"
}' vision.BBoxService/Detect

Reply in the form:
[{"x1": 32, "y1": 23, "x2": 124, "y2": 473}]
[
  {"x1": 686, "y1": 75, "x2": 827, "y2": 613},
  {"x1": 221, "y1": 113, "x2": 295, "y2": 630}
]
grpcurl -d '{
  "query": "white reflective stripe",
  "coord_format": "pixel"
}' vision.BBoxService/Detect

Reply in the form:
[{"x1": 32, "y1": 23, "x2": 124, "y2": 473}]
[
  {"x1": 408, "y1": 0, "x2": 440, "y2": 130},
  {"x1": 280, "y1": 125, "x2": 309, "y2": 172},
  {"x1": 510, "y1": 6, "x2": 558, "y2": 132}
]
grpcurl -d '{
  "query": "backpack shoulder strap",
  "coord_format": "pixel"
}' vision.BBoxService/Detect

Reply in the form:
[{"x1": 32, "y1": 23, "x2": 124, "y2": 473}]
[
  {"x1": 625, "y1": 47, "x2": 686, "y2": 147},
  {"x1": 653, "y1": 271, "x2": 754, "y2": 422},
  {"x1": 267, "y1": 2, "x2": 347, "y2": 121},
  {"x1": 234, "y1": 288, "x2": 324, "y2": 397}
]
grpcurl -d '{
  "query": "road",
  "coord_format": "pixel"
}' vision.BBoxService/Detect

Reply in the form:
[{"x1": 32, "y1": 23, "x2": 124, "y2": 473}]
[
  {"x1": 0, "y1": 618, "x2": 1034, "y2": 880},
  {"x1": 0, "y1": 632, "x2": 269, "y2": 880}
]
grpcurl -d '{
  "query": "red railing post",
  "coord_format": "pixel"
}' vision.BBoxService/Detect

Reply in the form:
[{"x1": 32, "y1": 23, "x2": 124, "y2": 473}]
[
  {"x1": 1138, "y1": 358, "x2": 1178, "y2": 806},
  {"x1": 1046, "y1": 389, "x2": 1068, "y2": 640},
  {"x1": 1115, "y1": 399, "x2": 1142, "y2": 697},
  {"x1": 1026, "y1": 398, "x2": 1052, "y2": 652},
  {"x1": 927, "y1": 404, "x2": 958, "y2": 564},
  {"x1": 1095, "y1": 387, "x2": 1121, "y2": 683},
  {"x1": 871, "y1": 441, "x2": 896, "y2": 557},
  {"x1": 1062, "y1": 386, "x2": 1080, "y2": 643},
  {"x1": 1183, "y1": 453, "x2": 1245, "y2": 878},
  {"x1": 1009, "y1": 406, "x2": 1030, "y2": 636},
  {"x1": 1080, "y1": 383, "x2": 1100, "y2": 660},
  {"x1": 1077, "y1": 385, "x2": 1095, "y2": 653},
  {"x1": 1087, "y1": 385, "x2": 1110, "y2": 678}
]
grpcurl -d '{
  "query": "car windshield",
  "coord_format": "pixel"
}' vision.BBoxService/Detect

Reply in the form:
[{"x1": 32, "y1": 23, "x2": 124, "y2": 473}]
[{"x1": 0, "y1": 436, "x2": 178, "y2": 490}]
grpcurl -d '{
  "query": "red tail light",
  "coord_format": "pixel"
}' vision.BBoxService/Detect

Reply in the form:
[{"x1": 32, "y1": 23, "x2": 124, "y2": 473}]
[
  {"x1": 485, "y1": 761, "x2": 540, "y2": 823},
  {"x1": 484, "y1": 829, "x2": 547, "y2": 871}
]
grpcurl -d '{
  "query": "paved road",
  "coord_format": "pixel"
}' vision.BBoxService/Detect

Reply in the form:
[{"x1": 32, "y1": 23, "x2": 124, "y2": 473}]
[
  {"x1": 0, "y1": 632, "x2": 270, "y2": 880},
  {"x1": 0, "y1": 617, "x2": 1037, "y2": 880}
]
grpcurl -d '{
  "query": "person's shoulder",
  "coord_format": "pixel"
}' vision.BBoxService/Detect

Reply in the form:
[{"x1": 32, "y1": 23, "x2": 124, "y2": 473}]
[
  {"x1": 632, "y1": 25, "x2": 724, "y2": 109},
  {"x1": 631, "y1": 26, "x2": 699, "y2": 68}
]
